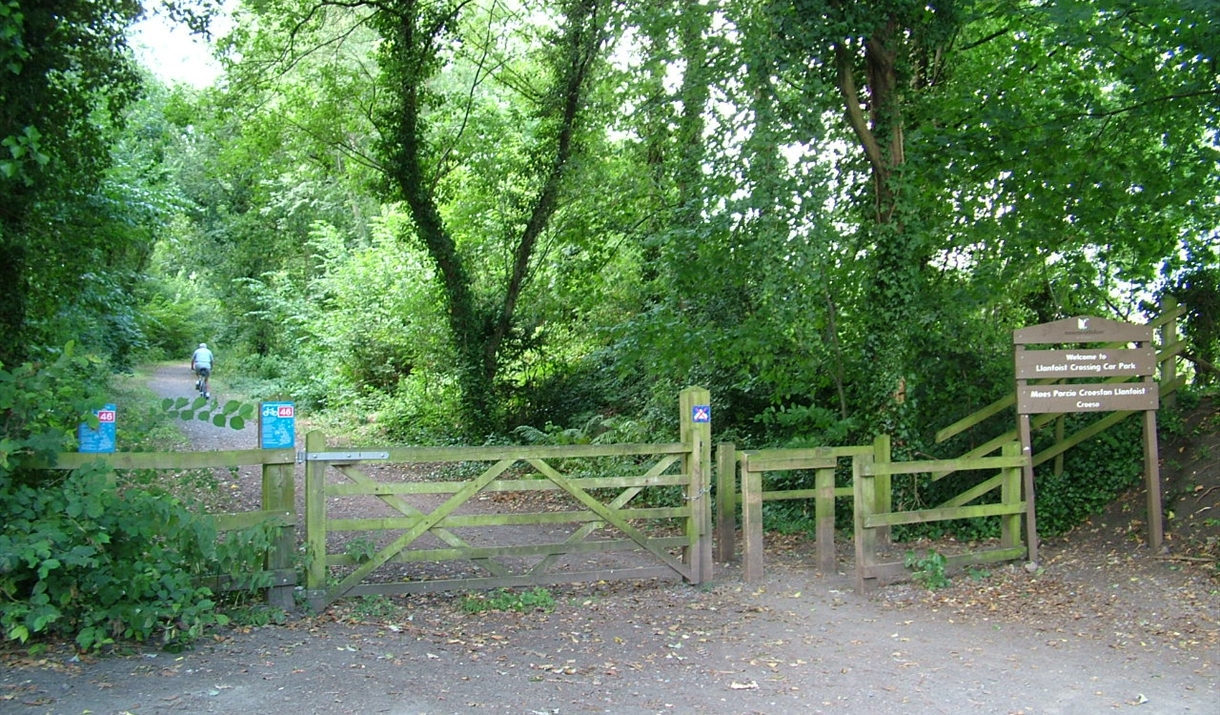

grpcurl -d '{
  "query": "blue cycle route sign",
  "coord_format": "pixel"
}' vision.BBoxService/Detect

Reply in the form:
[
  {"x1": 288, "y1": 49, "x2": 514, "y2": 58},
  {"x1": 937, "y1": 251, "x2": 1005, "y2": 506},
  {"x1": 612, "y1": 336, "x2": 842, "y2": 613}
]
[
  {"x1": 691, "y1": 405, "x2": 711, "y2": 423},
  {"x1": 79, "y1": 404, "x2": 117, "y2": 453},
  {"x1": 260, "y1": 402, "x2": 296, "y2": 449}
]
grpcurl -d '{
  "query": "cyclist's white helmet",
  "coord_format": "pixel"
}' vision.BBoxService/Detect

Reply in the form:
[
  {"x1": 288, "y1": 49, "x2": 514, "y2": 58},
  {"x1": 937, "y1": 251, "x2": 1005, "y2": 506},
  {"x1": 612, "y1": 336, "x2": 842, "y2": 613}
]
[{"x1": 199, "y1": 343, "x2": 207, "y2": 349}]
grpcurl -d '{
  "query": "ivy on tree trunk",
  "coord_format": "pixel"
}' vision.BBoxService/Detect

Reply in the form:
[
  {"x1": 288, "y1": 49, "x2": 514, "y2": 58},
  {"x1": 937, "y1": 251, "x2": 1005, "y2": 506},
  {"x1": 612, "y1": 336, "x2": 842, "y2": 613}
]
[{"x1": 374, "y1": 0, "x2": 607, "y2": 435}]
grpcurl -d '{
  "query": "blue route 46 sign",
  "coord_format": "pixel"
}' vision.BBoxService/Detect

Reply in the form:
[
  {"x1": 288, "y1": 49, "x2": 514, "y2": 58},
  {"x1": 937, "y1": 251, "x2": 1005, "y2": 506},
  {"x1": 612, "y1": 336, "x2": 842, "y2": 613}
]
[
  {"x1": 691, "y1": 405, "x2": 711, "y2": 423},
  {"x1": 79, "y1": 404, "x2": 117, "y2": 453},
  {"x1": 260, "y1": 402, "x2": 296, "y2": 449}
]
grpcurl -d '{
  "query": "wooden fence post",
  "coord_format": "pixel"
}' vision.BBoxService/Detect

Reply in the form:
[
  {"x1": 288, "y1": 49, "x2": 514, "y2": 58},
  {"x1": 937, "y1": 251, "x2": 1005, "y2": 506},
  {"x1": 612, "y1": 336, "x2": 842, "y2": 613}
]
[
  {"x1": 262, "y1": 457, "x2": 296, "y2": 610},
  {"x1": 715, "y1": 442, "x2": 737, "y2": 563},
  {"x1": 1160, "y1": 296, "x2": 1179, "y2": 409},
  {"x1": 1000, "y1": 441, "x2": 1022, "y2": 550},
  {"x1": 741, "y1": 453, "x2": 763, "y2": 582},
  {"x1": 873, "y1": 434, "x2": 892, "y2": 545},
  {"x1": 680, "y1": 387, "x2": 713, "y2": 584},
  {"x1": 304, "y1": 430, "x2": 328, "y2": 611},
  {"x1": 853, "y1": 451, "x2": 877, "y2": 593},
  {"x1": 815, "y1": 466, "x2": 836, "y2": 572}
]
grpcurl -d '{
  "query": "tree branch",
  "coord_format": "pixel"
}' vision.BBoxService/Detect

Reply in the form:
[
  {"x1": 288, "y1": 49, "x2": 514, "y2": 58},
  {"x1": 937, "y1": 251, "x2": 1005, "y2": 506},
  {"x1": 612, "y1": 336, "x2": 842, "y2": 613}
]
[
  {"x1": 834, "y1": 41, "x2": 886, "y2": 179},
  {"x1": 488, "y1": 0, "x2": 605, "y2": 369}
]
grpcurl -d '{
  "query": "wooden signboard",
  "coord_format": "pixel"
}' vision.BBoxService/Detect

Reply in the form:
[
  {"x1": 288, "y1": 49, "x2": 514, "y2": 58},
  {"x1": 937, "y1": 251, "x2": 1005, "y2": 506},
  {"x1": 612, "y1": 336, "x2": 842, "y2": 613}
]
[
  {"x1": 1016, "y1": 382, "x2": 1158, "y2": 413},
  {"x1": 1013, "y1": 316, "x2": 1162, "y2": 561},
  {"x1": 1013, "y1": 347, "x2": 1157, "y2": 380}
]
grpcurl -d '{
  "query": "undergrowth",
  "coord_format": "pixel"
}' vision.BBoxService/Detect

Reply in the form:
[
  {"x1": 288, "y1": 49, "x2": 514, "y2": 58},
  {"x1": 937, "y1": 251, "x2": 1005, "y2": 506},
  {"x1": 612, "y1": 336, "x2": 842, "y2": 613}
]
[
  {"x1": 1, "y1": 349, "x2": 272, "y2": 652},
  {"x1": 460, "y1": 588, "x2": 556, "y2": 614}
]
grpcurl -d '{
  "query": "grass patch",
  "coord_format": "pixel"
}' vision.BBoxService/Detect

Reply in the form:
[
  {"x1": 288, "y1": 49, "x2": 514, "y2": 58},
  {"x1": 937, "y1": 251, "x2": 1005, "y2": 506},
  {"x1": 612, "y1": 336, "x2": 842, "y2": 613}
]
[{"x1": 460, "y1": 588, "x2": 556, "y2": 614}]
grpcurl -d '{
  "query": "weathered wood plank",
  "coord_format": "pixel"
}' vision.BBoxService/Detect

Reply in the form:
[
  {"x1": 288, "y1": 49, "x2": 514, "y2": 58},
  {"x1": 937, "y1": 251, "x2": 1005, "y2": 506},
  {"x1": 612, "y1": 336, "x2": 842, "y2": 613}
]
[
  {"x1": 862, "y1": 501, "x2": 1026, "y2": 528},
  {"x1": 326, "y1": 506, "x2": 690, "y2": 532},
  {"x1": 815, "y1": 467, "x2": 836, "y2": 572},
  {"x1": 344, "y1": 566, "x2": 679, "y2": 596},
  {"x1": 745, "y1": 456, "x2": 837, "y2": 472},
  {"x1": 324, "y1": 471, "x2": 687, "y2": 496},
  {"x1": 681, "y1": 385, "x2": 713, "y2": 584},
  {"x1": 1001, "y1": 443, "x2": 1022, "y2": 549},
  {"x1": 873, "y1": 435, "x2": 892, "y2": 544},
  {"x1": 373, "y1": 442, "x2": 688, "y2": 463},
  {"x1": 326, "y1": 537, "x2": 690, "y2": 565},
  {"x1": 742, "y1": 456, "x2": 764, "y2": 583},
  {"x1": 863, "y1": 455, "x2": 1027, "y2": 477},
  {"x1": 262, "y1": 458, "x2": 296, "y2": 610},
  {"x1": 45, "y1": 448, "x2": 295, "y2": 470},
  {"x1": 740, "y1": 446, "x2": 871, "y2": 461},
  {"x1": 853, "y1": 454, "x2": 877, "y2": 593},
  {"x1": 715, "y1": 443, "x2": 737, "y2": 563},
  {"x1": 304, "y1": 431, "x2": 329, "y2": 601}
]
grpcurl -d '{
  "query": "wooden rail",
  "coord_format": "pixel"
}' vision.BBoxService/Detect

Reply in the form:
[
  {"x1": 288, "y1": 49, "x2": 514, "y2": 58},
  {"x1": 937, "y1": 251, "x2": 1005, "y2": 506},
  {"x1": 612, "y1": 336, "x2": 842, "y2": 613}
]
[{"x1": 715, "y1": 444, "x2": 872, "y2": 568}]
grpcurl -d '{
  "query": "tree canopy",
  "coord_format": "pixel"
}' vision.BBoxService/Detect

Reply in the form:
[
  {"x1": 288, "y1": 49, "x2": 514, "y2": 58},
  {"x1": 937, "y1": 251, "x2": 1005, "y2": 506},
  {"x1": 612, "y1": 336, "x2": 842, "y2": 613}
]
[{"x1": 6, "y1": 0, "x2": 1217, "y2": 442}]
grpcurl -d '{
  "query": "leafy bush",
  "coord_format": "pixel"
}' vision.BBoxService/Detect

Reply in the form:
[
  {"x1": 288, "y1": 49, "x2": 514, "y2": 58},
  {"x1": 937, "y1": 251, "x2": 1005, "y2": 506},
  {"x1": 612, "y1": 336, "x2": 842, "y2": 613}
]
[
  {"x1": 0, "y1": 348, "x2": 262, "y2": 651},
  {"x1": 1, "y1": 465, "x2": 229, "y2": 650},
  {"x1": 459, "y1": 587, "x2": 555, "y2": 614},
  {"x1": 904, "y1": 549, "x2": 951, "y2": 590}
]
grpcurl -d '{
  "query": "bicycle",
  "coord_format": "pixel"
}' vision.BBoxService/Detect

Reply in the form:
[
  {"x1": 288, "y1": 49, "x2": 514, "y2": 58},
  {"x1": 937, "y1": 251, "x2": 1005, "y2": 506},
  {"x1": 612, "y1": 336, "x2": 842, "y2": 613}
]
[{"x1": 194, "y1": 366, "x2": 211, "y2": 399}]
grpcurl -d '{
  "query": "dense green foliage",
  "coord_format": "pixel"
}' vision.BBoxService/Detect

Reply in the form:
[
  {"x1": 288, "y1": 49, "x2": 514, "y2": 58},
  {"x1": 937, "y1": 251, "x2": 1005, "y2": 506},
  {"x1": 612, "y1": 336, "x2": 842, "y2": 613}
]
[
  {"x1": 156, "y1": 0, "x2": 1216, "y2": 443},
  {"x1": 0, "y1": 0, "x2": 1217, "y2": 650},
  {"x1": 0, "y1": 350, "x2": 268, "y2": 650},
  {"x1": 134, "y1": 0, "x2": 1215, "y2": 509},
  {"x1": 0, "y1": 0, "x2": 144, "y2": 368}
]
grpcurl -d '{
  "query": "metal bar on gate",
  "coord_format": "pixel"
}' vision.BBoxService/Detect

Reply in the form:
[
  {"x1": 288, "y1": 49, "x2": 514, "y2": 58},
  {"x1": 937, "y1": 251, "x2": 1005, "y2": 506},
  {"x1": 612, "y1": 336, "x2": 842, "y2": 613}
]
[{"x1": 305, "y1": 451, "x2": 390, "y2": 462}]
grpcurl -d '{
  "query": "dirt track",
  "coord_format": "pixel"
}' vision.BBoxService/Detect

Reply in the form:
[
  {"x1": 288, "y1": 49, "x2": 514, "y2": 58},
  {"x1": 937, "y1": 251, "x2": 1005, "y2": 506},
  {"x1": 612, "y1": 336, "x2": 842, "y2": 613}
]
[{"x1": 1, "y1": 366, "x2": 1216, "y2": 714}]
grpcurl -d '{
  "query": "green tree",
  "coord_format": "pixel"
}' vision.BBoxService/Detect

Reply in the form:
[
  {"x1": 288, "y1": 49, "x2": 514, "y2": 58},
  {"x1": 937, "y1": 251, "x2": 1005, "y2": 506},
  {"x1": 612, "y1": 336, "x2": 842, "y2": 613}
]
[
  {"x1": 375, "y1": 0, "x2": 610, "y2": 435},
  {"x1": 224, "y1": 0, "x2": 613, "y2": 435},
  {"x1": 0, "y1": 0, "x2": 145, "y2": 365}
]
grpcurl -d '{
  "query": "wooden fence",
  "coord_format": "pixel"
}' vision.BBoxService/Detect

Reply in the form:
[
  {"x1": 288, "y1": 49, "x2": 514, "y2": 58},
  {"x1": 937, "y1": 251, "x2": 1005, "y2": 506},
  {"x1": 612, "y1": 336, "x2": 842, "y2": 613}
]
[
  {"x1": 722, "y1": 437, "x2": 1028, "y2": 592},
  {"x1": 716, "y1": 303, "x2": 1184, "y2": 591},
  {"x1": 719, "y1": 444, "x2": 873, "y2": 579},
  {"x1": 41, "y1": 302, "x2": 1185, "y2": 607},
  {"x1": 853, "y1": 441, "x2": 1027, "y2": 592},
  {"x1": 41, "y1": 388, "x2": 712, "y2": 612},
  {"x1": 46, "y1": 449, "x2": 298, "y2": 609}
]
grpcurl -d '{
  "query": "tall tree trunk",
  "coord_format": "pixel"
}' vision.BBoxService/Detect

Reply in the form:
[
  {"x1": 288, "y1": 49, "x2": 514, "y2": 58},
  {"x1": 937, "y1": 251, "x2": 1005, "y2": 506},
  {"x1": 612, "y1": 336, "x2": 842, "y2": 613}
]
[
  {"x1": 376, "y1": 0, "x2": 605, "y2": 436},
  {"x1": 834, "y1": 16, "x2": 919, "y2": 427}
]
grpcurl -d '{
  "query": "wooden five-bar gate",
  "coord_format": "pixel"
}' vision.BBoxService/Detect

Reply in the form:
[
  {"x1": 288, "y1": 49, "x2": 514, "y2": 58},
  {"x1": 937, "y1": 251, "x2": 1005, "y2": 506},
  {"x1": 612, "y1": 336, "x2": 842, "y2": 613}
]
[{"x1": 302, "y1": 386, "x2": 713, "y2": 610}]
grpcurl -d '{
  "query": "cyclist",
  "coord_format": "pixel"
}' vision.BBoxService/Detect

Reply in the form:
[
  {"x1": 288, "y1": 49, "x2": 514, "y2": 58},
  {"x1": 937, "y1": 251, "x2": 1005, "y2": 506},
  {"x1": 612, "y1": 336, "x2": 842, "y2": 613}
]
[{"x1": 191, "y1": 343, "x2": 214, "y2": 398}]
